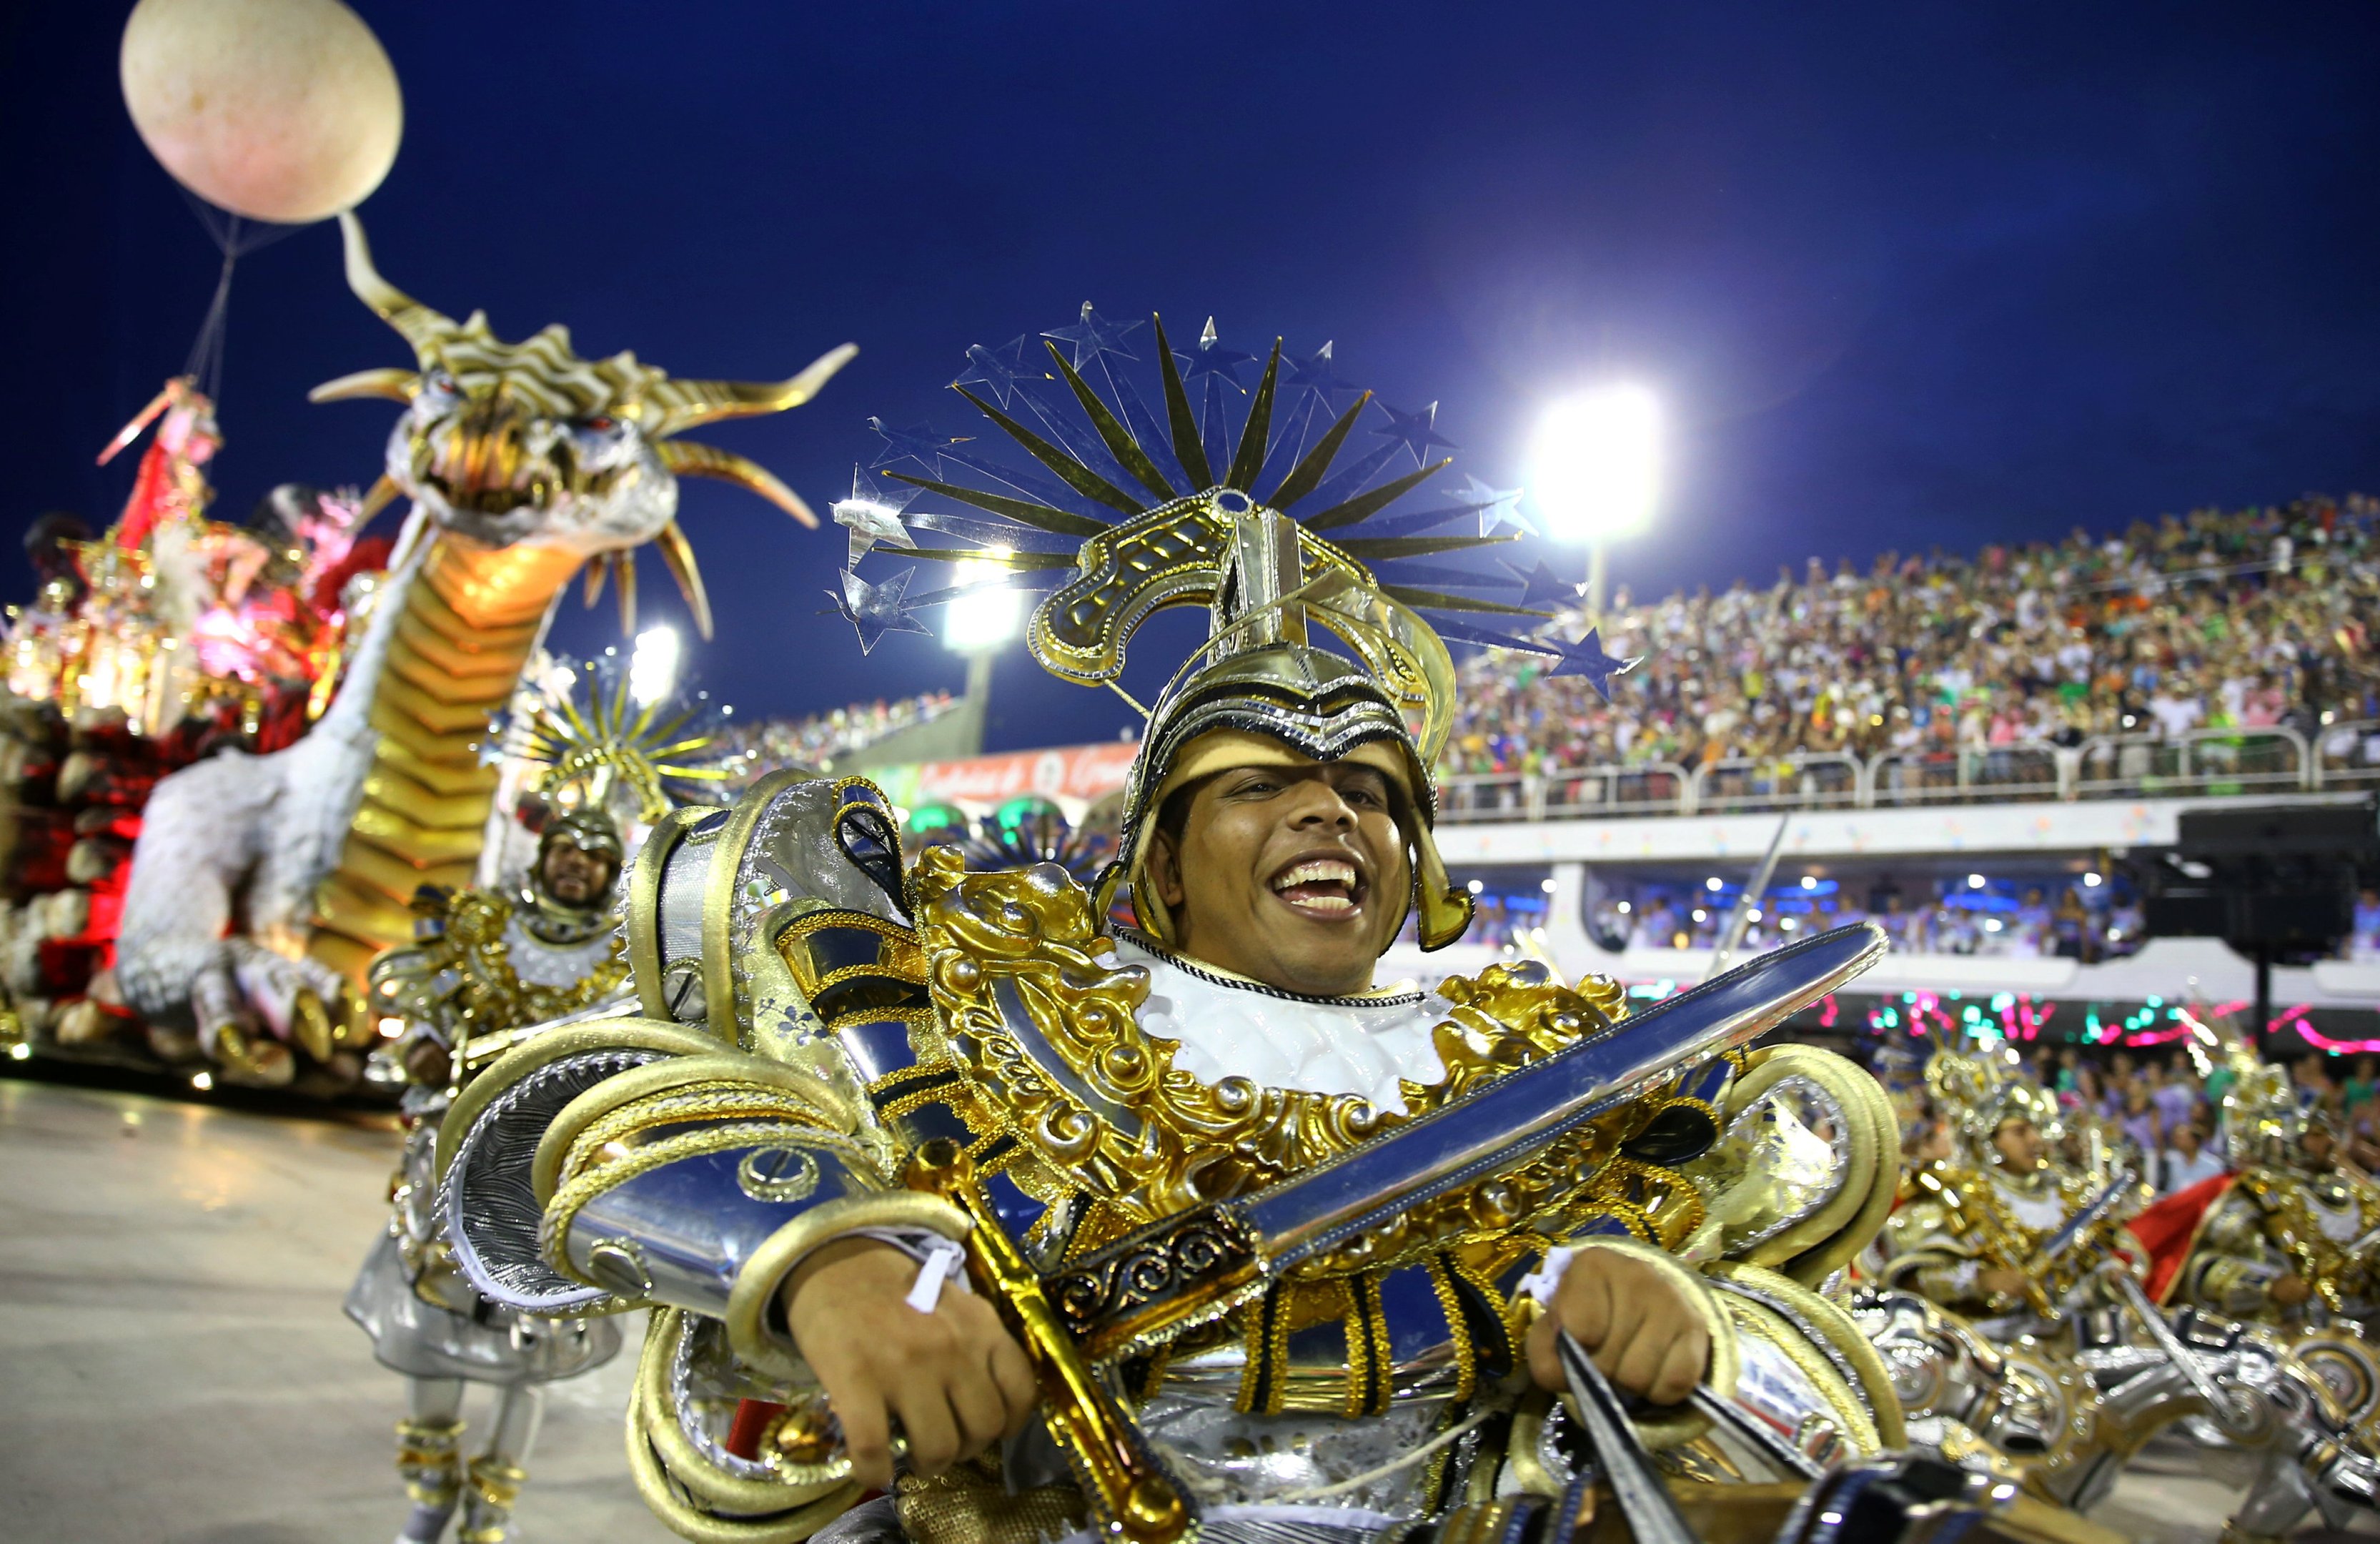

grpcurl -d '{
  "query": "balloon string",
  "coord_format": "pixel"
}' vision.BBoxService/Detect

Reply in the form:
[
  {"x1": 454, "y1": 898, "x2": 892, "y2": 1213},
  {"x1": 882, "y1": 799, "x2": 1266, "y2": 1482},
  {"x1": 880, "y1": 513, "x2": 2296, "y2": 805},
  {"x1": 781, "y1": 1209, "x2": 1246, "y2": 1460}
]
[
  {"x1": 168, "y1": 191, "x2": 307, "y2": 402},
  {"x1": 182, "y1": 239, "x2": 237, "y2": 402}
]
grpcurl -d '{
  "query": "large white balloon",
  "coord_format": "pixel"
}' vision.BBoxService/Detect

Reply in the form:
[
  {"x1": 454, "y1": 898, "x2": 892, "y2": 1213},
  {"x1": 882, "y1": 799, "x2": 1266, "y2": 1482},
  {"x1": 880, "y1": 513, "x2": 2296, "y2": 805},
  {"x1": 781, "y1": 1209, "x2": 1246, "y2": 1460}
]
[{"x1": 121, "y1": 0, "x2": 403, "y2": 225}]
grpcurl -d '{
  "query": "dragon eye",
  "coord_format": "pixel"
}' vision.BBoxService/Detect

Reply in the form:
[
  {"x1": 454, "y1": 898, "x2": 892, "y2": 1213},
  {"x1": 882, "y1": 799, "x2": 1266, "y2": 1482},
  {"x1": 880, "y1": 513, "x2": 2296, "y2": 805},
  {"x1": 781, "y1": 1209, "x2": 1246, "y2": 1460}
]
[{"x1": 585, "y1": 416, "x2": 615, "y2": 432}]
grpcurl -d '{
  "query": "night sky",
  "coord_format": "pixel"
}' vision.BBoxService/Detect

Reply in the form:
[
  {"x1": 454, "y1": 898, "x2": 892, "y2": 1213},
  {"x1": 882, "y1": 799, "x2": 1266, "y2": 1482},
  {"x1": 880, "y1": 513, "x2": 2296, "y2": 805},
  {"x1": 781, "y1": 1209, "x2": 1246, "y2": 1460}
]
[{"x1": 3, "y1": 3, "x2": 2376, "y2": 752}]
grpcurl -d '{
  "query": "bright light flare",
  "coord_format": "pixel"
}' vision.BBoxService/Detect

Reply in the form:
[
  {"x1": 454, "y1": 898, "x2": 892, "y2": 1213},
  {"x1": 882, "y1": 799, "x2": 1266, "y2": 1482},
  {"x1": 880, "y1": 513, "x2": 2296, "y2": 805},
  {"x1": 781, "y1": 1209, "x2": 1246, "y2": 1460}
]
[
  {"x1": 944, "y1": 548, "x2": 1023, "y2": 653},
  {"x1": 1529, "y1": 386, "x2": 1661, "y2": 542},
  {"x1": 630, "y1": 625, "x2": 680, "y2": 706}
]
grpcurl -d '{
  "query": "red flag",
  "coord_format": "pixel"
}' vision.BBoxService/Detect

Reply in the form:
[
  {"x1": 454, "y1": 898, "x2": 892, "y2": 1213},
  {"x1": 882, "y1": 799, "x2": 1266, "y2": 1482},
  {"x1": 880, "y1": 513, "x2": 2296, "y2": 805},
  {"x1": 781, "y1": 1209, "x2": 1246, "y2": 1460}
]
[{"x1": 2126, "y1": 1173, "x2": 2232, "y2": 1302}]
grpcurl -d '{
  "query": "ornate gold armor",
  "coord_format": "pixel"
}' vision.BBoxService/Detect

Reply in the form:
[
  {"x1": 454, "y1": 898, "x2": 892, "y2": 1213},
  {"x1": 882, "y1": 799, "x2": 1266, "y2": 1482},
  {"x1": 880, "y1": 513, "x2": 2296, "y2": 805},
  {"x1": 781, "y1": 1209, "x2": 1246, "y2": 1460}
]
[{"x1": 435, "y1": 310, "x2": 1923, "y2": 1544}]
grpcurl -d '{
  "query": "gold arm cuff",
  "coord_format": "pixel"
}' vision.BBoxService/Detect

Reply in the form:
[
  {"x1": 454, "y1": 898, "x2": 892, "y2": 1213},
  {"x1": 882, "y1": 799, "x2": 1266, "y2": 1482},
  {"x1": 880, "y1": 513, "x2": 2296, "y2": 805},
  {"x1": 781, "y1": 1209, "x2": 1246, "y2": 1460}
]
[
  {"x1": 1722, "y1": 1046, "x2": 1890, "y2": 1279},
  {"x1": 543, "y1": 1120, "x2": 893, "y2": 1293},
  {"x1": 435, "y1": 1017, "x2": 725, "y2": 1179},
  {"x1": 533, "y1": 1053, "x2": 856, "y2": 1204},
  {"x1": 1559, "y1": 1234, "x2": 1742, "y2": 1450},
  {"x1": 638, "y1": 1310, "x2": 857, "y2": 1509},
  {"x1": 720, "y1": 1192, "x2": 974, "y2": 1384},
  {"x1": 1782, "y1": 1050, "x2": 1901, "y2": 1287},
  {"x1": 627, "y1": 1345, "x2": 861, "y2": 1544}
]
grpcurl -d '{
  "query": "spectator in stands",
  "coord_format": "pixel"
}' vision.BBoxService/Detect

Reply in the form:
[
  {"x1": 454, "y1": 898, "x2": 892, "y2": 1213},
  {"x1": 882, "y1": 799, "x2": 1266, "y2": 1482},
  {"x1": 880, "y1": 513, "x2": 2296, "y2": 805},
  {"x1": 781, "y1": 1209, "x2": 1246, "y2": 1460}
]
[
  {"x1": 2149, "y1": 1059, "x2": 2202, "y2": 1138},
  {"x1": 2161, "y1": 1120, "x2": 2226, "y2": 1193},
  {"x1": 2117, "y1": 1082, "x2": 2161, "y2": 1161}
]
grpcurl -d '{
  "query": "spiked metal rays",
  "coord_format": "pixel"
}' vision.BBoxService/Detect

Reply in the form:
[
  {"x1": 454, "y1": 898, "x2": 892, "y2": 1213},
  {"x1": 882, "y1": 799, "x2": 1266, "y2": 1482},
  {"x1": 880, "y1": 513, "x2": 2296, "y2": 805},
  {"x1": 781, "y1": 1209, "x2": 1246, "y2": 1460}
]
[
  {"x1": 833, "y1": 307, "x2": 1637, "y2": 701},
  {"x1": 312, "y1": 214, "x2": 856, "y2": 640},
  {"x1": 495, "y1": 655, "x2": 735, "y2": 822}
]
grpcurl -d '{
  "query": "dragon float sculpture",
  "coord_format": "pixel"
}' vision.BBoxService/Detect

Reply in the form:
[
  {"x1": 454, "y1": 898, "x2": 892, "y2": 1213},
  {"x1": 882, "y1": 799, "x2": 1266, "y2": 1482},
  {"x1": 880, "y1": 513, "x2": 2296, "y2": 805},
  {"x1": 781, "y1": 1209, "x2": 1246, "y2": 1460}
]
[{"x1": 0, "y1": 214, "x2": 851, "y2": 1087}]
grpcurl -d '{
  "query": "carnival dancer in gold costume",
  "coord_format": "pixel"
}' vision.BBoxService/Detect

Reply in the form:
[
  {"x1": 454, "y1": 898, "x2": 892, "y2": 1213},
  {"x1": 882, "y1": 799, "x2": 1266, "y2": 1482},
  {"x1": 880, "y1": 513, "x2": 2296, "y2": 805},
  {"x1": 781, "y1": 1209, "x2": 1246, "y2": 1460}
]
[
  {"x1": 432, "y1": 314, "x2": 2108, "y2": 1544},
  {"x1": 1878, "y1": 1046, "x2": 2146, "y2": 1333},
  {"x1": 2172, "y1": 1037, "x2": 2380, "y2": 1327},
  {"x1": 347, "y1": 808, "x2": 633, "y2": 1544}
]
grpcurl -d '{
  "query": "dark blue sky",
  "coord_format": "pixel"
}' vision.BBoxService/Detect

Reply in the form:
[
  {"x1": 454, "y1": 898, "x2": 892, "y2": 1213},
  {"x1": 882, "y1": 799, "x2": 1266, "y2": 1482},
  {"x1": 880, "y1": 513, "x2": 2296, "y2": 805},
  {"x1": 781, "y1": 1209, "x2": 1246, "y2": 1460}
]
[{"x1": 4, "y1": 3, "x2": 2376, "y2": 751}]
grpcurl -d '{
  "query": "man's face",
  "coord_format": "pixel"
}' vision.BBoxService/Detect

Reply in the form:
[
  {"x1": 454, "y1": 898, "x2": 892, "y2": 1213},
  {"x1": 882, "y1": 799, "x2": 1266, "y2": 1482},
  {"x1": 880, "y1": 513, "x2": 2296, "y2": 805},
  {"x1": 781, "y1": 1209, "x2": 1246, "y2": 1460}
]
[
  {"x1": 2301, "y1": 1126, "x2": 2336, "y2": 1172},
  {"x1": 1147, "y1": 757, "x2": 1412, "y2": 999},
  {"x1": 540, "y1": 838, "x2": 616, "y2": 907},
  {"x1": 1993, "y1": 1118, "x2": 2045, "y2": 1172}
]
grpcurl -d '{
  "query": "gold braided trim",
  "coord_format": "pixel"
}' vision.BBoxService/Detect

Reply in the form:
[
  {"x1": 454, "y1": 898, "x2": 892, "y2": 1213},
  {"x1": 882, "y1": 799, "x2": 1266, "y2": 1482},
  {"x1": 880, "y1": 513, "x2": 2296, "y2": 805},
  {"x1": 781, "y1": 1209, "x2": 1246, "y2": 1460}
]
[
  {"x1": 720, "y1": 1192, "x2": 974, "y2": 1383},
  {"x1": 1588, "y1": 1155, "x2": 1708, "y2": 1250},
  {"x1": 1425, "y1": 1254, "x2": 1479, "y2": 1402},
  {"x1": 542, "y1": 1120, "x2": 888, "y2": 1292},
  {"x1": 775, "y1": 905, "x2": 927, "y2": 968},
  {"x1": 548, "y1": 1084, "x2": 853, "y2": 1203},
  {"x1": 534, "y1": 1052, "x2": 856, "y2": 1202},
  {"x1": 1236, "y1": 1281, "x2": 1296, "y2": 1415},
  {"x1": 1348, "y1": 1271, "x2": 1395, "y2": 1417},
  {"x1": 868, "y1": 1056, "x2": 971, "y2": 1122},
  {"x1": 434, "y1": 1018, "x2": 725, "y2": 1179}
]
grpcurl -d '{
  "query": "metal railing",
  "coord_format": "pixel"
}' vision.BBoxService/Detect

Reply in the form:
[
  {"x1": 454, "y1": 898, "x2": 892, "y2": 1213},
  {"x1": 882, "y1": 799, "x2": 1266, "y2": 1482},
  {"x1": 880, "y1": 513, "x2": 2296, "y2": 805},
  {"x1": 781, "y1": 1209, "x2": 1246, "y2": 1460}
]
[
  {"x1": 1868, "y1": 744, "x2": 2063, "y2": 806},
  {"x1": 2315, "y1": 719, "x2": 2380, "y2": 791},
  {"x1": 1543, "y1": 763, "x2": 1692, "y2": 820},
  {"x1": 1692, "y1": 753, "x2": 1863, "y2": 815},
  {"x1": 2070, "y1": 726, "x2": 2309, "y2": 800},
  {"x1": 1438, "y1": 726, "x2": 2325, "y2": 824}
]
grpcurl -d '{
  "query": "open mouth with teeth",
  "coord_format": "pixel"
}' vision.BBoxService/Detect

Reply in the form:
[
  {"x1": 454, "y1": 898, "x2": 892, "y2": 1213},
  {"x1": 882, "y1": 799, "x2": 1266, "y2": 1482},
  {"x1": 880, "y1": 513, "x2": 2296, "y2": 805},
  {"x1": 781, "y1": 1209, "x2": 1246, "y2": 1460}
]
[
  {"x1": 413, "y1": 420, "x2": 622, "y2": 519},
  {"x1": 1269, "y1": 856, "x2": 1369, "y2": 921}
]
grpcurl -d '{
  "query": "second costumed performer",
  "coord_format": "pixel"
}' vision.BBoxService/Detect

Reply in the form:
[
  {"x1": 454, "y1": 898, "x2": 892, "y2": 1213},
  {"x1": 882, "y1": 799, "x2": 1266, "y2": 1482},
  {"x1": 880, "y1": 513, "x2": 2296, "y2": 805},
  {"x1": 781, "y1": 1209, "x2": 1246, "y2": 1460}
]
[{"x1": 433, "y1": 314, "x2": 2097, "y2": 1544}]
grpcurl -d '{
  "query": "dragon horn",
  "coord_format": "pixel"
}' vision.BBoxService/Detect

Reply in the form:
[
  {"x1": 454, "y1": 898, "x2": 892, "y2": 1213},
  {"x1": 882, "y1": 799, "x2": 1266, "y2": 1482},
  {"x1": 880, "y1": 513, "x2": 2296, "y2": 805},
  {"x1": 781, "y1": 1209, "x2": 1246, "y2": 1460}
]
[
  {"x1": 309, "y1": 367, "x2": 419, "y2": 405},
  {"x1": 653, "y1": 520, "x2": 715, "y2": 640},
  {"x1": 655, "y1": 440, "x2": 819, "y2": 528},
  {"x1": 337, "y1": 212, "x2": 458, "y2": 362},
  {"x1": 643, "y1": 342, "x2": 858, "y2": 438}
]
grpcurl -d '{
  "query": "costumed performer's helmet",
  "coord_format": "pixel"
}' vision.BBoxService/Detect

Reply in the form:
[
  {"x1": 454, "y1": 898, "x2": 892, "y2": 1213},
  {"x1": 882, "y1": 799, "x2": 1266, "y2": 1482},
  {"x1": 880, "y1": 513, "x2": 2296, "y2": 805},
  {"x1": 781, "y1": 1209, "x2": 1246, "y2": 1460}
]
[
  {"x1": 824, "y1": 311, "x2": 1637, "y2": 956},
  {"x1": 1925, "y1": 1041, "x2": 2062, "y2": 1169},
  {"x1": 2221, "y1": 1046, "x2": 2337, "y2": 1174}
]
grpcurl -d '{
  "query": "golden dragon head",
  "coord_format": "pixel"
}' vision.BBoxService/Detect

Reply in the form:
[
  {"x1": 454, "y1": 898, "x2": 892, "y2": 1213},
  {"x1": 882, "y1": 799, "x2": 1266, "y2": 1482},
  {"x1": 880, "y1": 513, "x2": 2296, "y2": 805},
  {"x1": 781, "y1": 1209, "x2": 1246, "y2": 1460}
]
[{"x1": 309, "y1": 214, "x2": 855, "y2": 637}]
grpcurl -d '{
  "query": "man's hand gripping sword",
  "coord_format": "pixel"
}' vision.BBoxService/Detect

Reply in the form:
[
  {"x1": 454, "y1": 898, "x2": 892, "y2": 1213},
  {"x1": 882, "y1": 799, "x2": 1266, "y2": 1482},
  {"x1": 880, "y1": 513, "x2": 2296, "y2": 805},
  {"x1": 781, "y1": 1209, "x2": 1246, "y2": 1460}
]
[{"x1": 905, "y1": 1137, "x2": 1197, "y2": 1544}]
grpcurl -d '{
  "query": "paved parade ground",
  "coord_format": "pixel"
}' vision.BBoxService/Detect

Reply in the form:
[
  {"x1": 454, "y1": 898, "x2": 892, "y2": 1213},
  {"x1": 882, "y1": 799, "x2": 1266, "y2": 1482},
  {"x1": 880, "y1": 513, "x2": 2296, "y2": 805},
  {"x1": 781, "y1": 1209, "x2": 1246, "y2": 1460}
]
[
  {"x1": 0, "y1": 1069, "x2": 2369, "y2": 1544},
  {"x1": 0, "y1": 1073, "x2": 673, "y2": 1544}
]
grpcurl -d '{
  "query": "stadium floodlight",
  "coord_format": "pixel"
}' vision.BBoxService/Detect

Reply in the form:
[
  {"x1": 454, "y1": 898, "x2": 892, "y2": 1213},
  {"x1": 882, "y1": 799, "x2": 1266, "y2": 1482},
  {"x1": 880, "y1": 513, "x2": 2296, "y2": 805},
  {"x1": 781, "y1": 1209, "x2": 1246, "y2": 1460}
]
[
  {"x1": 943, "y1": 548, "x2": 1023, "y2": 655},
  {"x1": 1529, "y1": 385, "x2": 1660, "y2": 614},
  {"x1": 630, "y1": 625, "x2": 680, "y2": 707}
]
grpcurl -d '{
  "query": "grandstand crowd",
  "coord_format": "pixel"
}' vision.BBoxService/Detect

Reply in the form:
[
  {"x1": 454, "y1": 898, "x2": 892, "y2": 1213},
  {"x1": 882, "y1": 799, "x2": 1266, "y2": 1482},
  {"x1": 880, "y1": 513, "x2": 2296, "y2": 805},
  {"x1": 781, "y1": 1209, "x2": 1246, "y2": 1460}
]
[
  {"x1": 719, "y1": 689, "x2": 958, "y2": 776},
  {"x1": 1439, "y1": 493, "x2": 2380, "y2": 783}
]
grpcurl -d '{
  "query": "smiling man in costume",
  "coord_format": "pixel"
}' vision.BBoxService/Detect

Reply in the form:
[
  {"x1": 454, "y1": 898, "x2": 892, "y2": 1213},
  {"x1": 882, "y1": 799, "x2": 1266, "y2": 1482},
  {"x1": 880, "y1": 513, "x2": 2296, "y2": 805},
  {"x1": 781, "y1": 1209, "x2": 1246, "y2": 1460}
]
[{"x1": 430, "y1": 314, "x2": 1994, "y2": 1544}]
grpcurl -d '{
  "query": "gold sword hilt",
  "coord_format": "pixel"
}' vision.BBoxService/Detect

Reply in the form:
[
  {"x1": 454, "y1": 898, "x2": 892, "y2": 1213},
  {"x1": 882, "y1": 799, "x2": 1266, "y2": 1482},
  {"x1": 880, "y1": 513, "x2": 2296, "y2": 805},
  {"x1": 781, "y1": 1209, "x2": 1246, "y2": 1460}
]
[{"x1": 903, "y1": 1139, "x2": 1196, "y2": 1544}]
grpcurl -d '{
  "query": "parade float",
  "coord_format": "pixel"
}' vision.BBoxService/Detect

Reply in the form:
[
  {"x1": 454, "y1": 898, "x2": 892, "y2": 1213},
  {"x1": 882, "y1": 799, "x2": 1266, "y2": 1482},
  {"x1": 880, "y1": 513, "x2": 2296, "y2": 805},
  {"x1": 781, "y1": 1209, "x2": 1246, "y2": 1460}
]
[{"x1": 0, "y1": 0, "x2": 855, "y2": 1089}]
